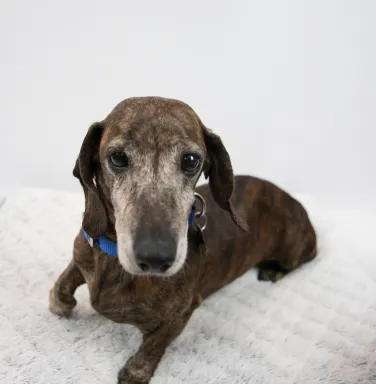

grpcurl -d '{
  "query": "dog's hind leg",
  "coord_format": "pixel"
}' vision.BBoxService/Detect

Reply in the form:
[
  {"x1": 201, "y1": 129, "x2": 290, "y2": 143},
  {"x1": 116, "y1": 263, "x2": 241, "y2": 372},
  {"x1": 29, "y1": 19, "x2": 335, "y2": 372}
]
[
  {"x1": 257, "y1": 232, "x2": 317, "y2": 283},
  {"x1": 49, "y1": 259, "x2": 85, "y2": 317},
  {"x1": 257, "y1": 260, "x2": 289, "y2": 282}
]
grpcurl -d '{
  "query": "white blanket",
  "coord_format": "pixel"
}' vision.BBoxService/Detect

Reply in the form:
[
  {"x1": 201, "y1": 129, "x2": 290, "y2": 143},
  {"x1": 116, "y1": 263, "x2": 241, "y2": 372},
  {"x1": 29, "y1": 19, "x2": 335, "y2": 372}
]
[{"x1": 0, "y1": 188, "x2": 375, "y2": 384}]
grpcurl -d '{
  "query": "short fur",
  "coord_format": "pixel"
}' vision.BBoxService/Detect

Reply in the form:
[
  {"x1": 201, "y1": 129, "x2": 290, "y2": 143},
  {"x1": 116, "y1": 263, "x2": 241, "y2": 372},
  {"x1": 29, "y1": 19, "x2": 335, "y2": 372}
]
[{"x1": 49, "y1": 97, "x2": 317, "y2": 384}]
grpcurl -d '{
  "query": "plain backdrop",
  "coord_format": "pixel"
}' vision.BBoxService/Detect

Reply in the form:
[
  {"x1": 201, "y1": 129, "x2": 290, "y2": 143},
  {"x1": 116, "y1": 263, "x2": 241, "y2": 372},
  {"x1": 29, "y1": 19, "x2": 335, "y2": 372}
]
[{"x1": 1, "y1": 1, "x2": 375, "y2": 206}]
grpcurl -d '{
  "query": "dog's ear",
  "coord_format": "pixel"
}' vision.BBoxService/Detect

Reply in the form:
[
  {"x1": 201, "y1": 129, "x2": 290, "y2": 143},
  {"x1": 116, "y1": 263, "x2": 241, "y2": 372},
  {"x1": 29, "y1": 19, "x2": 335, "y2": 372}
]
[
  {"x1": 73, "y1": 122, "x2": 108, "y2": 238},
  {"x1": 202, "y1": 125, "x2": 249, "y2": 232}
]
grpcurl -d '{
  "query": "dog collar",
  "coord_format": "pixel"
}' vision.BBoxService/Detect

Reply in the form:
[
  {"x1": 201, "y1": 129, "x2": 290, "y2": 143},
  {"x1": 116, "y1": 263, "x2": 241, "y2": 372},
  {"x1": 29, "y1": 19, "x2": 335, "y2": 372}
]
[
  {"x1": 83, "y1": 230, "x2": 118, "y2": 257},
  {"x1": 83, "y1": 200, "x2": 198, "y2": 258}
]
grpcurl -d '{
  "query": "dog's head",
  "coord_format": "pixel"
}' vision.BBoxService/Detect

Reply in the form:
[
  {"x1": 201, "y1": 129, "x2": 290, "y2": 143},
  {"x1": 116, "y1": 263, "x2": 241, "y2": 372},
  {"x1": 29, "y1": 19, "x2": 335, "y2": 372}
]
[{"x1": 74, "y1": 97, "x2": 247, "y2": 276}]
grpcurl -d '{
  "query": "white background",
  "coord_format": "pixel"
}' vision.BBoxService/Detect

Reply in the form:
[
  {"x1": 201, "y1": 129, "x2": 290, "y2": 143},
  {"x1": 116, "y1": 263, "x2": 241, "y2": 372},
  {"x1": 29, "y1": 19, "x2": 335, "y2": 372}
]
[{"x1": 1, "y1": 1, "x2": 375, "y2": 206}]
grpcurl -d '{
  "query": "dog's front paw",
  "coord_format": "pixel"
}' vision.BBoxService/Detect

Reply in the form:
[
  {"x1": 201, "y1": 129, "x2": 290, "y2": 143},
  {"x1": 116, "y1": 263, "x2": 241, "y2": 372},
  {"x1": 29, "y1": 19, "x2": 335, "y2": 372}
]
[
  {"x1": 49, "y1": 286, "x2": 77, "y2": 317},
  {"x1": 117, "y1": 367, "x2": 149, "y2": 384}
]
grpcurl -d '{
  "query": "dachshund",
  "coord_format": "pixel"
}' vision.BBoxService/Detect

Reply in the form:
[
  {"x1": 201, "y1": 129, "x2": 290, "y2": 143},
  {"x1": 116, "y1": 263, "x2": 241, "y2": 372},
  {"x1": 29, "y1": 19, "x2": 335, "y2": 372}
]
[{"x1": 49, "y1": 96, "x2": 317, "y2": 383}]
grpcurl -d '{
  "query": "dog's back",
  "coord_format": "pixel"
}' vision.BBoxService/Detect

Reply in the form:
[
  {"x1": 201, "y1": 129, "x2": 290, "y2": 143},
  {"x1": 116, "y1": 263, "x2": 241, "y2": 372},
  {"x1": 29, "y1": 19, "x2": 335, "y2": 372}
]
[{"x1": 194, "y1": 175, "x2": 317, "y2": 299}]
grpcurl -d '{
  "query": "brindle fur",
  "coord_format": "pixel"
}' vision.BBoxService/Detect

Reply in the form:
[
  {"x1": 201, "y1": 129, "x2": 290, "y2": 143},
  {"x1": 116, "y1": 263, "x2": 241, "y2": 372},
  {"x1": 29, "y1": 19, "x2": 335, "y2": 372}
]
[{"x1": 49, "y1": 97, "x2": 317, "y2": 384}]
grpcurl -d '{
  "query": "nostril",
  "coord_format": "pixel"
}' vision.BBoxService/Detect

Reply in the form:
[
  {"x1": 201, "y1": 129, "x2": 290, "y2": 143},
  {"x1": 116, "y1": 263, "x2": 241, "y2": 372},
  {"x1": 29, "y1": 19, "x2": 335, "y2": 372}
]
[
  {"x1": 138, "y1": 262, "x2": 150, "y2": 272},
  {"x1": 134, "y1": 238, "x2": 176, "y2": 274},
  {"x1": 159, "y1": 262, "x2": 172, "y2": 273}
]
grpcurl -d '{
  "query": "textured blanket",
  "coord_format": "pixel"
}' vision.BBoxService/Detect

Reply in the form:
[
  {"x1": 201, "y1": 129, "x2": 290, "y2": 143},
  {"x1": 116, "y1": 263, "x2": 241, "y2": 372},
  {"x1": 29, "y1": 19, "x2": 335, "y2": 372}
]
[{"x1": 0, "y1": 188, "x2": 375, "y2": 384}]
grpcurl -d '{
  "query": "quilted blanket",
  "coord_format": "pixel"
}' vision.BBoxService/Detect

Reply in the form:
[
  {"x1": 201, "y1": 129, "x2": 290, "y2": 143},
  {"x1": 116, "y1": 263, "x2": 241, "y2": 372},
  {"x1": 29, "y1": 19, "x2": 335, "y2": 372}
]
[{"x1": 0, "y1": 188, "x2": 375, "y2": 384}]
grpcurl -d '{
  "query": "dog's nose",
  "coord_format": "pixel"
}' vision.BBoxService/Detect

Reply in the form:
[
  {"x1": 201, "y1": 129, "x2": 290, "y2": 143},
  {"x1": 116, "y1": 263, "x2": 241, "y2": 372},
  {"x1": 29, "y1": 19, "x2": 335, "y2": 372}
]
[{"x1": 134, "y1": 239, "x2": 176, "y2": 274}]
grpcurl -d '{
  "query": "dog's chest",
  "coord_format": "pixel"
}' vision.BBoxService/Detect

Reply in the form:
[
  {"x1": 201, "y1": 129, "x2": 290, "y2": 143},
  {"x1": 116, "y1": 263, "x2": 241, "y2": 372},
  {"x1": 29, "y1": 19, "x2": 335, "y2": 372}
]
[
  {"x1": 93, "y1": 289, "x2": 162, "y2": 330},
  {"x1": 78, "y1": 257, "x2": 176, "y2": 330},
  {"x1": 94, "y1": 281, "x2": 169, "y2": 331}
]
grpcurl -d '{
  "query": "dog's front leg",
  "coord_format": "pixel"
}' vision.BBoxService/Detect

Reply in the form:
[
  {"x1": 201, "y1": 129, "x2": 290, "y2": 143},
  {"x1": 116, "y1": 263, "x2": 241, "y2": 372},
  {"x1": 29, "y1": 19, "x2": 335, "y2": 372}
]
[
  {"x1": 49, "y1": 259, "x2": 85, "y2": 317},
  {"x1": 118, "y1": 310, "x2": 193, "y2": 384}
]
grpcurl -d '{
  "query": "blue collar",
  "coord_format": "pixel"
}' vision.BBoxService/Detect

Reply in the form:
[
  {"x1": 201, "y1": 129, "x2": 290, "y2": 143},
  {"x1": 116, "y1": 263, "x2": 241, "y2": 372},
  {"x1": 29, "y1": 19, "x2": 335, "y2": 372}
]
[{"x1": 83, "y1": 200, "x2": 197, "y2": 258}]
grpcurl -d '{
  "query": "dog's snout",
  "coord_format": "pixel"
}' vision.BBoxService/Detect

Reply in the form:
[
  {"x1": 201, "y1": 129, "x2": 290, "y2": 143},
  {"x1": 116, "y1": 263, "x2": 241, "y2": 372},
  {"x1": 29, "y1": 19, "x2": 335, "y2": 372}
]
[{"x1": 134, "y1": 239, "x2": 176, "y2": 274}]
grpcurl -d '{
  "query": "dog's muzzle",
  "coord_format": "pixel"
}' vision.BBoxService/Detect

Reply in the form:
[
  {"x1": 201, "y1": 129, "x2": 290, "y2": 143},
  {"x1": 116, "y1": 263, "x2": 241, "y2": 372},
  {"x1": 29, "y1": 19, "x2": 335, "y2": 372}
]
[{"x1": 132, "y1": 192, "x2": 207, "y2": 275}]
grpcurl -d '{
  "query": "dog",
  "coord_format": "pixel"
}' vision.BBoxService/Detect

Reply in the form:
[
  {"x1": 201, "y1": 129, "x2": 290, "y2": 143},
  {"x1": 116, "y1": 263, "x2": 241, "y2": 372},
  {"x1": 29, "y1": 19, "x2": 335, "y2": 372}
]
[{"x1": 49, "y1": 96, "x2": 317, "y2": 384}]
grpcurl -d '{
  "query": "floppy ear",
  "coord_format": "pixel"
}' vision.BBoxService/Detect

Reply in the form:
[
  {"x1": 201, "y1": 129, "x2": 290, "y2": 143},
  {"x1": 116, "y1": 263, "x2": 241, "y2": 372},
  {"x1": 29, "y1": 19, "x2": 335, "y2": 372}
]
[
  {"x1": 202, "y1": 125, "x2": 249, "y2": 232},
  {"x1": 73, "y1": 122, "x2": 108, "y2": 238}
]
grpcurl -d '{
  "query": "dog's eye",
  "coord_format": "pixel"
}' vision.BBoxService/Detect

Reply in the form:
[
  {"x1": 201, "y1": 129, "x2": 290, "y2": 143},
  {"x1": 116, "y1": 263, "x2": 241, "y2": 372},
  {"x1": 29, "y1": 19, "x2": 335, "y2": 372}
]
[
  {"x1": 182, "y1": 154, "x2": 200, "y2": 173},
  {"x1": 109, "y1": 152, "x2": 129, "y2": 168}
]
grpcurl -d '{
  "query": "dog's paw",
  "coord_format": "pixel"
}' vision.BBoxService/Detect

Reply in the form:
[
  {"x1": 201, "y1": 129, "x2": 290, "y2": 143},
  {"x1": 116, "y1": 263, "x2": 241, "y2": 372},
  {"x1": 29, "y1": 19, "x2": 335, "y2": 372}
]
[
  {"x1": 49, "y1": 287, "x2": 77, "y2": 317},
  {"x1": 257, "y1": 267, "x2": 286, "y2": 282},
  {"x1": 117, "y1": 367, "x2": 149, "y2": 384}
]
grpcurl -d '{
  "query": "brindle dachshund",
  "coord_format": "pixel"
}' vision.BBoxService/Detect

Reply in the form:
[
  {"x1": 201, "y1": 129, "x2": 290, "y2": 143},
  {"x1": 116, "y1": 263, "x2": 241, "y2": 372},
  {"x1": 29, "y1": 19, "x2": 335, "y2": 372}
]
[{"x1": 49, "y1": 96, "x2": 317, "y2": 384}]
